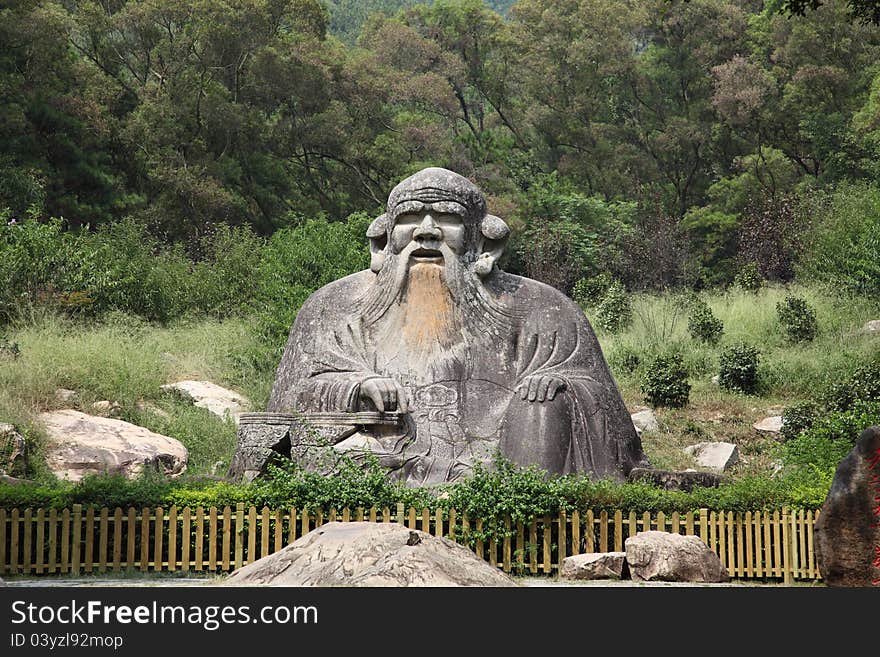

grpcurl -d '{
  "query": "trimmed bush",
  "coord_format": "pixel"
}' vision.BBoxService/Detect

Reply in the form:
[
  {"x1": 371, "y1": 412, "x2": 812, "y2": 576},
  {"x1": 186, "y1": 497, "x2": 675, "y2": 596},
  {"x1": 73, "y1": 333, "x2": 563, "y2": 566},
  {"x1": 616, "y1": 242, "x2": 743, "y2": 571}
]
[
  {"x1": 718, "y1": 343, "x2": 760, "y2": 394},
  {"x1": 687, "y1": 299, "x2": 724, "y2": 345},
  {"x1": 573, "y1": 272, "x2": 614, "y2": 309},
  {"x1": 595, "y1": 281, "x2": 632, "y2": 332},
  {"x1": 776, "y1": 296, "x2": 818, "y2": 343},
  {"x1": 779, "y1": 400, "x2": 820, "y2": 441},
  {"x1": 640, "y1": 353, "x2": 691, "y2": 408},
  {"x1": 733, "y1": 262, "x2": 765, "y2": 292}
]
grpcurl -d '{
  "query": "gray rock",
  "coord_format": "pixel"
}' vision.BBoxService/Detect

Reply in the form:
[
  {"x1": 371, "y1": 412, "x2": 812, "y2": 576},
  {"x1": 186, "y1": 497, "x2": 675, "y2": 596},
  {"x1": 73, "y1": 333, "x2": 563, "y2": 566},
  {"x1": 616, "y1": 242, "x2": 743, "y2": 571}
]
[
  {"x1": 631, "y1": 409, "x2": 659, "y2": 435},
  {"x1": 223, "y1": 521, "x2": 517, "y2": 587},
  {"x1": 860, "y1": 319, "x2": 880, "y2": 334},
  {"x1": 0, "y1": 423, "x2": 27, "y2": 477},
  {"x1": 39, "y1": 410, "x2": 188, "y2": 482},
  {"x1": 753, "y1": 416, "x2": 783, "y2": 434},
  {"x1": 260, "y1": 167, "x2": 648, "y2": 486},
  {"x1": 814, "y1": 426, "x2": 880, "y2": 587},
  {"x1": 625, "y1": 531, "x2": 729, "y2": 583},
  {"x1": 683, "y1": 441, "x2": 739, "y2": 472},
  {"x1": 627, "y1": 467, "x2": 725, "y2": 492},
  {"x1": 0, "y1": 474, "x2": 34, "y2": 486},
  {"x1": 91, "y1": 400, "x2": 121, "y2": 416},
  {"x1": 161, "y1": 380, "x2": 249, "y2": 425},
  {"x1": 55, "y1": 388, "x2": 77, "y2": 403},
  {"x1": 560, "y1": 552, "x2": 627, "y2": 580}
]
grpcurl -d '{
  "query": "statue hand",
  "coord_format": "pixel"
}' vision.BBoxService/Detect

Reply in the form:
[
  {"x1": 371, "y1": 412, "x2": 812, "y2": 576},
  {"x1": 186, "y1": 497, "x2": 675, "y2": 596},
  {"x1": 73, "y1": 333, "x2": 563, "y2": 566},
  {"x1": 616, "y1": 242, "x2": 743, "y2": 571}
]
[
  {"x1": 359, "y1": 377, "x2": 409, "y2": 413},
  {"x1": 517, "y1": 375, "x2": 566, "y2": 403}
]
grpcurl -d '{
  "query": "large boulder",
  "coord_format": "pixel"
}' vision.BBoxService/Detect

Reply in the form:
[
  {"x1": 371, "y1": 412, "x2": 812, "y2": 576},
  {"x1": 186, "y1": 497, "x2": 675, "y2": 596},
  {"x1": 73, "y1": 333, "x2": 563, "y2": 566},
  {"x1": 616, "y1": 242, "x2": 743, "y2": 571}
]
[
  {"x1": 753, "y1": 416, "x2": 783, "y2": 435},
  {"x1": 161, "y1": 380, "x2": 249, "y2": 425},
  {"x1": 40, "y1": 410, "x2": 188, "y2": 482},
  {"x1": 224, "y1": 522, "x2": 517, "y2": 587},
  {"x1": 627, "y1": 467, "x2": 725, "y2": 492},
  {"x1": 560, "y1": 552, "x2": 627, "y2": 580},
  {"x1": 683, "y1": 442, "x2": 739, "y2": 473},
  {"x1": 814, "y1": 426, "x2": 880, "y2": 587},
  {"x1": 625, "y1": 531, "x2": 729, "y2": 583},
  {"x1": 0, "y1": 423, "x2": 27, "y2": 477},
  {"x1": 631, "y1": 409, "x2": 659, "y2": 436}
]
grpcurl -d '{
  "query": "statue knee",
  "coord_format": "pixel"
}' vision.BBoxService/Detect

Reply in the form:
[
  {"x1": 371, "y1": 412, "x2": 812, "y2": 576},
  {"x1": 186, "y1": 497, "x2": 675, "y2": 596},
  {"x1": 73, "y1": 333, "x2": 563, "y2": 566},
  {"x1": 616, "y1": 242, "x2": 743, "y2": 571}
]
[{"x1": 499, "y1": 394, "x2": 572, "y2": 474}]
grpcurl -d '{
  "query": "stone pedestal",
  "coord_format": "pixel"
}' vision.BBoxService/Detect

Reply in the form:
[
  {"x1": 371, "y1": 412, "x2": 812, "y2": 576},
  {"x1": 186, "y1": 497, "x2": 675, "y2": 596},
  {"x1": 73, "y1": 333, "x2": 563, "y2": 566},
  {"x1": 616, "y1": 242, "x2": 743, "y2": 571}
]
[{"x1": 228, "y1": 411, "x2": 401, "y2": 482}]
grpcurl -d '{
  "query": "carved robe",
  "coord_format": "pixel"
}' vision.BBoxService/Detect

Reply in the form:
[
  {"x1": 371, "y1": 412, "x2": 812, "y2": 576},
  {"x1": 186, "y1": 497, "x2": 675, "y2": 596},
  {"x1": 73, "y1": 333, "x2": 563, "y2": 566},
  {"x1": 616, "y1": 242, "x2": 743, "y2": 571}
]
[{"x1": 268, "y1": 268, "x2": 647, "y2": 486}]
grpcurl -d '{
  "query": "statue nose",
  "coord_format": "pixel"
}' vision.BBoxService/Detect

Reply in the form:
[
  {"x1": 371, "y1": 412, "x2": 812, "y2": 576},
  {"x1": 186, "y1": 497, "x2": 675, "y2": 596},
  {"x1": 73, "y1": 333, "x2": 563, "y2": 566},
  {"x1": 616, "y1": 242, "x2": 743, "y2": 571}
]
[{"x1": 413, "y1": 214, "x2": 442, "y2": 240}]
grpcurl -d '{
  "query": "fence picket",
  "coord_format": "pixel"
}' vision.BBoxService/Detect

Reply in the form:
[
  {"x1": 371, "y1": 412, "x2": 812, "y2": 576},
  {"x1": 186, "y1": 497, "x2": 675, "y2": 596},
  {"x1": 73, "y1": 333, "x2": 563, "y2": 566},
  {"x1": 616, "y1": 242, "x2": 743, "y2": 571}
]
[
  {"x1": 195, "y1": 508, "x2": 205, "y2": 571},
  {"x1": 125, "y1": 508, "x2": 135, "y2": 571},
  {"x1": 84, "y1": 507, "x2": 94, "y2": 573},
  {"x1": 23, "y1": 508, "x2": 32, "y2": 573},
  {"x1": 36, "y1": 509, "x2": 45, "y2": 574},
  {"x1": 71, "y1": 505, "x2": 82, "y2": 575},
  {"x1": 61, "y1": 508, "x2": 70, "y2": 574},
  {"x1": 49, "y1": 509, "x2": 58, "y2": 574},
  {"x1": 613, "y1": 510, "x2": 622, "y2": 552},
  {"x1": 599, "y1": 511, "x2": 608, "y2": 552},
  {"x1": 529, "y1": 519, "x2": 537, "y2": 574},
  {"x1": 98, "y1": 508, "x2": 108, "y2": 573},
  {"x1": 168, "y1": 507, "x2": 177, "y2": 572},
  {"x1": 0, "y1": 508, "x2": 6, "y2": 574},
  {"x1": 736, "y1": 512, "x2": 744, "y2": 579},
  {"x1": 584, "y1": 511, "x2": 594, "y2": 553},
  {"x1": 181, "y1": 508, "x2": 191, "y2": 572},
  {"x1": 153, "y1": 507, "x2": 163, "y2": 571},
  {"x1": 208, "y1": 507, "x2": 217, "y2": 570},
  {"x1": 542, "y1": 515, "x2": 551, "y2": 574},
  {"x1": 571, "y1": 511, "x2": 581, "y2": 556},
  {"x1": 274, "y1": 509, "x2": 283, "y2": 553},
  {"x1": 139, "y1": 507, "x2": 149, "y2": 572}
]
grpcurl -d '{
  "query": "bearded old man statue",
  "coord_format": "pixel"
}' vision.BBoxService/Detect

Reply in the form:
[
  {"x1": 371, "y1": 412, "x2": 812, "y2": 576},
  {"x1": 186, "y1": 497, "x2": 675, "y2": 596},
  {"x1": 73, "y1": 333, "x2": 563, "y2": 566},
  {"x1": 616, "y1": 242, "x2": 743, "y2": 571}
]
[{"x1": 232, "y1": 168, "x2": 648, "y2": 486}]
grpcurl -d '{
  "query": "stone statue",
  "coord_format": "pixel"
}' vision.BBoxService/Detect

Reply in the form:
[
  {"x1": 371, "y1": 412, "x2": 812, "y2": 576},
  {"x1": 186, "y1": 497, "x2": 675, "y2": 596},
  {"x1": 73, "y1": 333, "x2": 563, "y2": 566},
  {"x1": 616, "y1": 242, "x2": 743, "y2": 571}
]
[{"x1": 230, "y1": 167, "x2": 647, "y2": 485}]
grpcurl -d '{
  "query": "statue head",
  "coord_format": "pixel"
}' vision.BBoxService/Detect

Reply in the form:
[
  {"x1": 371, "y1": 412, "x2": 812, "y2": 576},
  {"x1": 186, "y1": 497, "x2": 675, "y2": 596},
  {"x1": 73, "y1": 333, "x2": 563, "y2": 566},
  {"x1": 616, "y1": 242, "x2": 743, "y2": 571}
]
[{"x1": 367, "y1": 167, "x2": 509, "y2": 277}]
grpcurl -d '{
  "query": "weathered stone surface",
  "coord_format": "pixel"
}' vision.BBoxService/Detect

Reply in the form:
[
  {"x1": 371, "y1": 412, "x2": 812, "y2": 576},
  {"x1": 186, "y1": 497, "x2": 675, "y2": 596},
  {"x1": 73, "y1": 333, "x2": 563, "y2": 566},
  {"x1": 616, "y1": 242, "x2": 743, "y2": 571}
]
[
  {"x1": 860, "y1": 319, "x2": 880, "y2": 334},
  {"x1": 91, "y1": 400, "x2": 121, "y2": 416},
  {"x1": 40, "y1": 410, "x2": 187, "y2": 482},
  {"x1": 631, "y1": 409, "x2": 659, "y2": 435},
  {"x1": 627, "y1": 467, "x2": 725, "y2": 492},
  {"x1": 55, "y1": 388, "x2": 77, "y2": 403},
  {"x1": 224, "y1": 522, "x2": 517, "y2": 587},
  {"x1": 0, "y1": 423, "x2": 27, "y2": 477},
  {"x1": 560, "y1": 552, "x2": 627, "y2": 580},
  {"x1": 753, "y1": 416, "x2": 783, "y2": 434},
  {"x1": 0, "y1": 474, "x2": 33, "y2": 486},
  {"x1": 161, "y1": 380, "x2": 250, "y2": 424},
  {"x1": 260, "y1": 167, "x2": 647, "y2": 486},
  {"x1": 814, "y1": 426, "x2": 880, "y2": 587},
  {"x1": 625, "y1": 531, "x2": 729, "y2": 583},
  {"x1": 683, "y1": 441, "x2": 739, "y2": 472}
]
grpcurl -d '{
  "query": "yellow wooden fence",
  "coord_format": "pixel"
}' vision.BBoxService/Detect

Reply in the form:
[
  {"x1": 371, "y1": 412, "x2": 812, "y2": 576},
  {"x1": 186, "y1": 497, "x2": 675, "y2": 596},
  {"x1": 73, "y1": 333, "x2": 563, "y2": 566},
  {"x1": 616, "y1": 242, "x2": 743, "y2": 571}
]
[{"x1": 0, "y1": 504, "x2": 821, "y2": 582}]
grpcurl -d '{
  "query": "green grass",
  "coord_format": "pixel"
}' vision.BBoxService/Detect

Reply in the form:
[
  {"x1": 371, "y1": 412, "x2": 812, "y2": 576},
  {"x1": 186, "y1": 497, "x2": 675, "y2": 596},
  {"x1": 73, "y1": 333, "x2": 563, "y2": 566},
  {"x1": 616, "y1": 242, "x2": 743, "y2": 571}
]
[
  {"x1": 589, "y1": 284, "x2": 880, "y2": 474},
  {"x1": 1, "y1": 282, "x2": 878, "y2": 492},
  {"x1": 0, "y1": 309, "x2": 273, "y2": 478}
]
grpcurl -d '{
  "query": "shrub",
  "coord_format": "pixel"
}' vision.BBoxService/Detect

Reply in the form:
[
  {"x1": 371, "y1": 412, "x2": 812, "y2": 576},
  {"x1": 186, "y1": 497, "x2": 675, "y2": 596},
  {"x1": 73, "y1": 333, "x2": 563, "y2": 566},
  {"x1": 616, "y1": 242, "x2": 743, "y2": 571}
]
[
  {"x1": 608, "y1": 345, "x2": 642, "y2": 375},
  {"x1": 572, "y1": 272, "x2": 614, "y2": 309},
  {"x1": 819, "y1": 357, "x2": 880, "y2": 412},
  {"x1": 687, "y1": 299, "x2": 724, "y2": 345},
  {"x1": 779, "y1": 400, "x2": 819, "y2": 441},
  {"x1": 640, "y1": 352, "x2": 691, "y2": 408},
  {"x1": 718, "y1": 343, "x2": 761, "y2": 394},
  {"x1": 776, "y1": 296, "x2": 818, "y2": 343},
  {"x1": 595, "y1": 281, "x2": 632, "y2": 332},
  {"x1": 733, "y1": 262, "x2": 764, "y2": 292}
]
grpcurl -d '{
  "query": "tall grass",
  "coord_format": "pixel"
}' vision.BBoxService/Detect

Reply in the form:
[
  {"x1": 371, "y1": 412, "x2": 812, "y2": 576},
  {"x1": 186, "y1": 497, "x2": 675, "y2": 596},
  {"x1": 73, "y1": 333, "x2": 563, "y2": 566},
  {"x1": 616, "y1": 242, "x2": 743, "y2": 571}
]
[
  {"x1": 596, "y1": 284, "x2": 880, "y2": 401},
  {"x1": 0, "y1": 310, "x2": 273, "y2": 478}
]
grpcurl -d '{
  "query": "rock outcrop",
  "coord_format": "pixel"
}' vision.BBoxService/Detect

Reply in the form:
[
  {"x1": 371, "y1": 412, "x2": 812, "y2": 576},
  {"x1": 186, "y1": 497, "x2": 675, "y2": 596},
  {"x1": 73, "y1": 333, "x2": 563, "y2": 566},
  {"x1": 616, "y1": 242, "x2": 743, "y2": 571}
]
[
  {"x1": 625, "y1": 531, "x2": 729, "y2": 583},
  {"x1": 40, "y1": 410, "x2": 188, "y2": 482},
  {"x1": 560, "y1": 552, "x2": 628, "y2": 580},
  {"x1": 683, "y1": 442, "x2": 739, "y2": 473},
  {"x1": 161, "y1": 380, "x2": 250, "y2": 425},
  {"x1": 224, "y1": 522, "x2": 517, "y2": 587},
  {"x1": 814, "y1": 426, "x2": 880, "y2": 587}
]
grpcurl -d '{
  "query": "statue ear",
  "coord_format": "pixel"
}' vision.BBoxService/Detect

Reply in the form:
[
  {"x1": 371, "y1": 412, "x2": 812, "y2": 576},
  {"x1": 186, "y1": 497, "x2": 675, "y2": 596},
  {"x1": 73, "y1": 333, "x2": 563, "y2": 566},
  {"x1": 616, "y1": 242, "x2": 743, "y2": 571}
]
[
  {"x1": 475, "y1": 214, "x2": 509, "y2": 277},
  {"x1": 367, "y1": 213, "x2": 389, "y2": 273}
]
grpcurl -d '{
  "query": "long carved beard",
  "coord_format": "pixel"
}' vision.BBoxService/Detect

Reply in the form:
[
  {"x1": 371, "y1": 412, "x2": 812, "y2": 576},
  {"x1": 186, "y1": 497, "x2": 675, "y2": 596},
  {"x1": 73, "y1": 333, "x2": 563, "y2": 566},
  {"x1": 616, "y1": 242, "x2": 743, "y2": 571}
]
[{"x1": 355, "y1": 244, "x2": 515, "y2": 341}]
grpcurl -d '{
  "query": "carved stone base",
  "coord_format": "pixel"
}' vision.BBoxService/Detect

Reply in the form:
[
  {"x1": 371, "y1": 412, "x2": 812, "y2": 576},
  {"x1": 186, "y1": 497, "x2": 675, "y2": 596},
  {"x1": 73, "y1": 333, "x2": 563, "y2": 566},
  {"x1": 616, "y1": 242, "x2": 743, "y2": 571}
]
[{"x1": 227, "y1": 411, "x2": 401, "y2": 482}]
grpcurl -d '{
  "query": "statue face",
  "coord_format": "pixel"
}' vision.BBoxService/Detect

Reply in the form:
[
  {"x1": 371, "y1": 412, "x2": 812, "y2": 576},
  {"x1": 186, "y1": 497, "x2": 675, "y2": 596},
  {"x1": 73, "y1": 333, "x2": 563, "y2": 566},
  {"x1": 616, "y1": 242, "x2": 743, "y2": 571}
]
[{"x1": 390, "y1": 200, "x2": 469, "y2": 261}]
